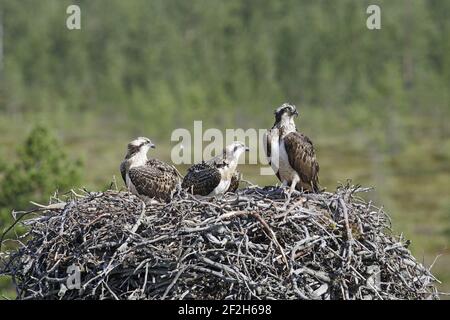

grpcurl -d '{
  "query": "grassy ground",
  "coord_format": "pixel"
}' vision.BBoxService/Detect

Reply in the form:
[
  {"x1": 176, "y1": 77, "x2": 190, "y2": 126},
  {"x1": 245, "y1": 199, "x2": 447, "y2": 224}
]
[{"x1": 0, "y1": 112, "x2": 449, "y2": 298}]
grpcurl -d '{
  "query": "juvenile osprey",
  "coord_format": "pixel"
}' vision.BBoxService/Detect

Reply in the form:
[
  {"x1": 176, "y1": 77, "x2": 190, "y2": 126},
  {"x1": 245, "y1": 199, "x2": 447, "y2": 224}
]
[
  {"x1": 182, "y1": 142, "x2": 249, "y2": 196},
  {"x1": 120, "y1": 137, "x2": 181, "y2": 202},
  {"x1": 264, "y1": 103, "x2": 320, "y2": 193}
]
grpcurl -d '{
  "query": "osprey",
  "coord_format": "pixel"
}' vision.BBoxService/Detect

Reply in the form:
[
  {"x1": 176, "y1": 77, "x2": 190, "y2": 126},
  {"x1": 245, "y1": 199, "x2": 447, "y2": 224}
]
[
  {"x1": 120, "y1": 137, "x2": 181, "y2": 202},
  {"x1": 182, "y1": 142, "x2": 249, "y2": 196},
  {"x1": 264, "y1": 103, "x2": 320, "y2": 193}
]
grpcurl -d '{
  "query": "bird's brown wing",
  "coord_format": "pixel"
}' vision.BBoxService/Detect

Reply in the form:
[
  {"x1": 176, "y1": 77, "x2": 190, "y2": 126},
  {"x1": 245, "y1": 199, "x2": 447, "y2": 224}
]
[
  {"x1": 128, "y1": 160, "x2": 180, "y2": 201},
  {"x1": 227, "y1": 171, "x2": 241, "y2": 193},
  {"x1": 119, "y1": 160, "x2": 127, "y2": 185},
  {"x1": 146, "y1": 158, "x2": 183, "y2": 179},
  {"x1": 283, "y1": 131, "x2": 320, "y2": 192},
  {"x1": 263, "y1": 129, "x2": 281, "y2": 181},
  {"x1": 181, "y1": 162, "x2": 221, "y2": 196}
]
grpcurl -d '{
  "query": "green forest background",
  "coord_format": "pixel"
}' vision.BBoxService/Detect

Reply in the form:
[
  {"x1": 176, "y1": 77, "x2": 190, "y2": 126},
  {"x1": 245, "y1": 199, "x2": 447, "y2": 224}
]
[{"x1": 0, "y1": 0, "x2": 449, "y2": 298}]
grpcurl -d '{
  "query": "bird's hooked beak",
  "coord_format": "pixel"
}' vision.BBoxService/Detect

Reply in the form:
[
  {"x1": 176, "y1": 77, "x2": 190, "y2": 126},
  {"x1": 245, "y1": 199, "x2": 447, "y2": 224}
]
[
  {"x1": 293, "y1": 110, "x2": 299, "y2": 117},
  {"x1": 148, "y1": 142, "x2": 156, "y2": 149}
]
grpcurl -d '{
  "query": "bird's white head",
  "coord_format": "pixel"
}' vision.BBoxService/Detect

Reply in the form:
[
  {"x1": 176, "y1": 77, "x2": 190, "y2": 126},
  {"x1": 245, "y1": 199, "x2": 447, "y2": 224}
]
[
  {"x1": 224, "y1": 141, "x2": 249, "y2": 165},
  {"x1": 273, "y1": 103, "x2": 298, "y2": 131},
  {"x1": 125, "y1": 137, "x2": 155, "y2": 161}
]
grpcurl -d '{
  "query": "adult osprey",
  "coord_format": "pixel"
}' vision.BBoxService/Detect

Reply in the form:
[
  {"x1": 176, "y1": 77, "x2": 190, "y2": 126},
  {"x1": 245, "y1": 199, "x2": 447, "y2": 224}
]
[
  {"x1": 120, "y1": 137, "x2": 181, "y2": 202},
  {"x1": 264, "y1": 103, "x2": 320, "y2": 193},
  {"x1": 182, "y1": 142, "x2": 248, "y2": 196}
]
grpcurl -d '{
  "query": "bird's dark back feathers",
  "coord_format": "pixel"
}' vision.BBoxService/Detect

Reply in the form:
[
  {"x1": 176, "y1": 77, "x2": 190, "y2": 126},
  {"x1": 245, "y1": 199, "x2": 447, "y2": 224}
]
[{"x1": 181, "y1": 162, "x2": 221, "y2": 196}]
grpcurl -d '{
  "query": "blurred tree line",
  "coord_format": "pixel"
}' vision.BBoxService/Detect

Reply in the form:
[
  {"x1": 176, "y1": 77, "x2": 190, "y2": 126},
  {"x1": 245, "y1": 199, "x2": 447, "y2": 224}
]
[{"x1": 0, "y1": 0, "x2": 448, "y2": 145}]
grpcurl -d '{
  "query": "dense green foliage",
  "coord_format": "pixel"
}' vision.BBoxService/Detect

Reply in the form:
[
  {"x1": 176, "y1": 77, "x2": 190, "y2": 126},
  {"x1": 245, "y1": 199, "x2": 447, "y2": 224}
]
[
  {"x1": 0, "y1": 0, "x2": 448, "y2": 298},
  {"x1": 0, "y1": 125, "x2": 83, "y2": 228}
]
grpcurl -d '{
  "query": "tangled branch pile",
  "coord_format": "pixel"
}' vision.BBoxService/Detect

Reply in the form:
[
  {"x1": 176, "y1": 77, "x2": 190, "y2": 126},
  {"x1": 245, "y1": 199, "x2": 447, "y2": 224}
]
[{"x1": 0, "y1": 184, "x2": 439, "y2": 300}]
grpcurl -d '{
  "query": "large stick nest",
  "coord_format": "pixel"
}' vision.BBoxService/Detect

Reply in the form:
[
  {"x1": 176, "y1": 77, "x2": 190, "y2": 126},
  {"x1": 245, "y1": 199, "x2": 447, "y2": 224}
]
[{"x1": 0, "y1": 184, "x2": 439, "y2": 300}]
